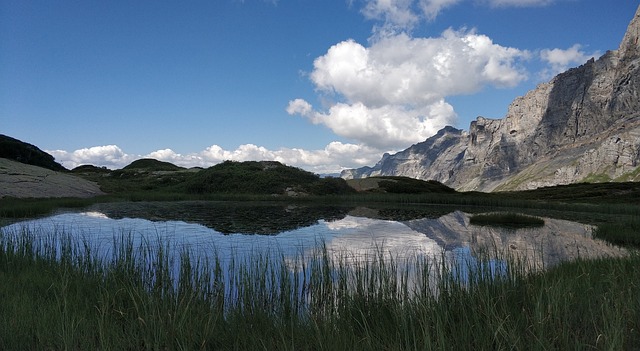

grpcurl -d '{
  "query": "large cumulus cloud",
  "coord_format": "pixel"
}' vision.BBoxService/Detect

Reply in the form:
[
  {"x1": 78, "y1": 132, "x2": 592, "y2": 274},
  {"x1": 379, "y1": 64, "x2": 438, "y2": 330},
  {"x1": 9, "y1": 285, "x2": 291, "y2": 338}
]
[{"x1": 288, "y1": 29, "x2": 529, "y2": 149}]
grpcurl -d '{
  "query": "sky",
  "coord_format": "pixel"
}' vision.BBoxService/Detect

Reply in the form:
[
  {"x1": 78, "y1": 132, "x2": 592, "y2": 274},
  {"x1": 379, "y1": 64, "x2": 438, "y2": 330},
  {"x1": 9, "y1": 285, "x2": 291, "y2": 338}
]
[{"x1": 2, "y1": 0, "x2": 638, "y2": 173}]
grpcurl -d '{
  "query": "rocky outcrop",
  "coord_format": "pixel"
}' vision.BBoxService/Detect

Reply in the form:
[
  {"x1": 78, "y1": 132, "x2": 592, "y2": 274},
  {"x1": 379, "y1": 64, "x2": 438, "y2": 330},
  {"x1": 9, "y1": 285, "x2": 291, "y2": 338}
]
[
  {"x1": 342, "y1": 5, "x2": 640, "y2": 191},
  {"x1": 0, "y1": 158, "x2": 104, "y2": 198}
]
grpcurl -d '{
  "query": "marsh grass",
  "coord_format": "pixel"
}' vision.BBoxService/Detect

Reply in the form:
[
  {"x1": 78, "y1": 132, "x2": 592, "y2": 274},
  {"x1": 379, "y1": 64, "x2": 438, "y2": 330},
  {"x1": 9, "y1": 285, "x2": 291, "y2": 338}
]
[
  {"x1": 0, "y1": 226, "x2": 638, "y2": 350},
  {"x1": 469, "y1": 212, "x2": 545, "y2": 228},
  {"x1": 593, "y1": 216, "x2": 640, "y2": 247}
]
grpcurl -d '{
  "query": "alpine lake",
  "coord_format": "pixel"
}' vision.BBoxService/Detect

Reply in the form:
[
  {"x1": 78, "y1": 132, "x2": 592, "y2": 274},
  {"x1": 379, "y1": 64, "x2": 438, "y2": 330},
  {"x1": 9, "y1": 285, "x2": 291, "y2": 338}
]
[{"x1": 1, "y1": 200, "x2": 626, "y2": 295}]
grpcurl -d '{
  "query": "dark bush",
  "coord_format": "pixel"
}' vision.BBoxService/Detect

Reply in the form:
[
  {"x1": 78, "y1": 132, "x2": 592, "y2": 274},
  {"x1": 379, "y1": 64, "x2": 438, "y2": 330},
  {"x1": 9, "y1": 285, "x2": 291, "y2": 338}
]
[{"x1": 376, "y1": 177, "x2": 456, "y2": 194}]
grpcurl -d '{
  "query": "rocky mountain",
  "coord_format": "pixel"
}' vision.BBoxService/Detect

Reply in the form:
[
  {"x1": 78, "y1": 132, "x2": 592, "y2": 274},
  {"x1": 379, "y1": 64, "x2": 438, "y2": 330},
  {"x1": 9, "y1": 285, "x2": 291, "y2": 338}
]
[{"x1": 342, "y1": 5, "x2": 640, "y2": 192}]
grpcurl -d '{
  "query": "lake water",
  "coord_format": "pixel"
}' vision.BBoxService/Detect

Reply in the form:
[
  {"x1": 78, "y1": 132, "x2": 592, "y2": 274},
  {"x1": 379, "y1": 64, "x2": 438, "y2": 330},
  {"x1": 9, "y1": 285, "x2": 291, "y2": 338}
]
[{"x1": 1, "y1": 201, "x2": 625, "y2": 275}]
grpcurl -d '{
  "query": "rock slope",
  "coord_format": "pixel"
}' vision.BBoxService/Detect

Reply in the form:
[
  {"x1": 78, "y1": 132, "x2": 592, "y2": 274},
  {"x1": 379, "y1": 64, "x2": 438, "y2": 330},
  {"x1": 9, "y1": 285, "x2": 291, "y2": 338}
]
[
  {"x1": 0, "y1": 158, "x2": 104, "y2": 198},
  {"x1": 343, "y1": 5, "x2": 640, "y2": 191}
]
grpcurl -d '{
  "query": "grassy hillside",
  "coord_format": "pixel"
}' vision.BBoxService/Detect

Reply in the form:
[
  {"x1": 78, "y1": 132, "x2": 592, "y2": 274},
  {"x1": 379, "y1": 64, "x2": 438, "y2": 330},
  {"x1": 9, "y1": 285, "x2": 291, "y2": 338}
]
[
  {"x1": 347, "y1": 176, "x2": 456, "y2": 194},
  {"x1": 500, "y1": 181, "x2": 640, "y2": 204},
  {"x1": 122, "y1": 158, "x2": 185, "y2": 171},
  {"x1": 183, "y1": 160, "x2": 355, "y2": 196}
]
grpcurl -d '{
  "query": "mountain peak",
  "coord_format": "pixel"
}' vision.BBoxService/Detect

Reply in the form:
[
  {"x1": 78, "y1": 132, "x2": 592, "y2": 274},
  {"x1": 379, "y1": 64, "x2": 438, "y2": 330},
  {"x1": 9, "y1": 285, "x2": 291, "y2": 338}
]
[
  {"x1": 619, "y1": 5, "x2": 640, "y2": 57},
  {"x1": 342, "y1": 5, "x2": 640, "y2": 191}
]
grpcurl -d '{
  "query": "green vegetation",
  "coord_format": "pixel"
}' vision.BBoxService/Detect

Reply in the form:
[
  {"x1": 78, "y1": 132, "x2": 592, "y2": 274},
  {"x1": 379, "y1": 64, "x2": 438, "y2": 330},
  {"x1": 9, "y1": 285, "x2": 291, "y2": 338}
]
[
  {"x1": 71, "y1": 164, "x2": 111, "y2": 173},
  {"x1": 593, "y1": 216, "x2": 640, "y2": 247},
  {"x1": 0, "y1": 134, "x2": 66, "y2": 171},
  {"x1": 470, "y1": 212, "x2": 545, "y2": 228},
  {"x1": 615, "y1": 166, "x2": 640, "y2": 182},
  {"x1": 346, "y1": 176, "x2": 455, "y2": 194},
  {"x1": 373, "y1": 176, "x2": 456, "y2": 194},
  {"x1": 182, "y1": 160, "x2": 355, "y2": 196},
  {"x1": 0, "y1": 227, "x2": 638, "y2": 350},
  {"x1": 122, "y1": 158, "x2": 186, "y2": 171},
  {"x1": 76, "y1": 163, "x2": 198, "y2": 194},
  {"x1": 582, "y1": 172, "x2": 613, "y2": 183},
  {"x1": 499, "y1": 181, "x2": 640, "y2": 204}
]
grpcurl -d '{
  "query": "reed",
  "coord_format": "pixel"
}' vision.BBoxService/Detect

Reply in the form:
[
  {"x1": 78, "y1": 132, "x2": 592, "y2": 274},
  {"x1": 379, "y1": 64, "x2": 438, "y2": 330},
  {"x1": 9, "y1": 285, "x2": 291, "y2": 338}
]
[
  {"x1": 593, "y1": 216, "x2": 640, "y2": 247},
  {"x1": 0, "y1": 225, "x2": 638, "y2": 350}
]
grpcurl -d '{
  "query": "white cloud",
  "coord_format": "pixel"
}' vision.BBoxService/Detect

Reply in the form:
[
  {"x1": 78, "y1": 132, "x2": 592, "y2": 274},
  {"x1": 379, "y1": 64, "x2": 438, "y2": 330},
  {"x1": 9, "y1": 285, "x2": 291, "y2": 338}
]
[
  {"x1": 539, "y1": 44, "x2": 600, "y2": 79},
  {"x1": 290, "y1": 100, "x2": 455, "y2": 149},
  {"x1": 359, "y1": 0, "x2": 555, "y2": 33},
  {"x1": 418, "y1": 0, "x2": 462, "y2": 21},
  {"x1": 289, "y1": 28, "x2": 528, "y2": 149},
  {"x1": 360, "y1": 0, "x2": 462, "y2": 33},
  {"x1": 285, "y1": 99, "x2": 313, "y2": 116},
  {"x1": 362, "y1": 0, "x2": 420, "y2": 30},
  {"x1": 48, "y1": 142, "x2": 384, "y2": 175},
  {"x1": 191, "y1": 142, "x2": 384, "y2": 174},
  {"x1": 48, "y1": 145, "x2": 135, "y2": 170},
  {"x1": 485, "y1": 0, "x2": 554, "y2": 7}
]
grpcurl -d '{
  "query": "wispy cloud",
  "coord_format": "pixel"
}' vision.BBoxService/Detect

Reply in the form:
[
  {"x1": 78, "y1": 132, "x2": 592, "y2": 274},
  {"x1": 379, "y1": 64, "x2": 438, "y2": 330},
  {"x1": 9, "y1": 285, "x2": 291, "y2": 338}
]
[
  {"x1": 357, "y1": 0, "x2": 556, "y2": 34},
  {"x1": 539, "y1": 44, "x2": 600, "y2": 80}
]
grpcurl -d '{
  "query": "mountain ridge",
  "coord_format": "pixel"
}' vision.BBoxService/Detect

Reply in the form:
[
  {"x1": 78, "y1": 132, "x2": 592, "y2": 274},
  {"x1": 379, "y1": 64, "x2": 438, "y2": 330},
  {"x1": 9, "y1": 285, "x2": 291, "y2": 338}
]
[{"x1": 342, "y1": 5, "x2": 640, "y2": 192}]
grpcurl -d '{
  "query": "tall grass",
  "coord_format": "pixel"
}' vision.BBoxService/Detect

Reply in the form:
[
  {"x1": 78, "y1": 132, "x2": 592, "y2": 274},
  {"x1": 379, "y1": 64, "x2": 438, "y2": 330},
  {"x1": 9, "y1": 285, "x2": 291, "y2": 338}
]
[
  {"x1": 0, "y1": 226, "x2": 638, "y2": 350},
  {"x1": 593, "y1": 216, "x2": 640, "y2": 247}
]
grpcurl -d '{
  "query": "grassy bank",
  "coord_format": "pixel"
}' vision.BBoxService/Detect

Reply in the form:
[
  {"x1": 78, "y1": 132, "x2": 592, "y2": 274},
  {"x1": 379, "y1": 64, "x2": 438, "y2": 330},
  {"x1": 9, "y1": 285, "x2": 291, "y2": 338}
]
[{"x1": 0, "y1": 226, "x2": 638, "y2": 350}]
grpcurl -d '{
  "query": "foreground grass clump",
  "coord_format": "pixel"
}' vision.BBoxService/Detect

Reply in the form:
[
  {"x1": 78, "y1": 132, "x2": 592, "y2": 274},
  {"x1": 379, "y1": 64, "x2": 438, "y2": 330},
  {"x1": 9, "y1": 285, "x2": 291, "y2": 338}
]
[
  {"x1": 470, "y1": 212, "x2": 545, "y2": 228},
  {"x1": 0, "y1": 227, "x2": 638, "y2": 350}
]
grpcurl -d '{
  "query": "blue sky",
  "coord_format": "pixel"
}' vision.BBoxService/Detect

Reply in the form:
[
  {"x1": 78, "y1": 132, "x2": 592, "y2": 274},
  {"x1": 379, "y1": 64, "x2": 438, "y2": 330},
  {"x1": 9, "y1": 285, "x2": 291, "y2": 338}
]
[{"x1": 2, "y1": 0, "x2": 638, "y2": 172}]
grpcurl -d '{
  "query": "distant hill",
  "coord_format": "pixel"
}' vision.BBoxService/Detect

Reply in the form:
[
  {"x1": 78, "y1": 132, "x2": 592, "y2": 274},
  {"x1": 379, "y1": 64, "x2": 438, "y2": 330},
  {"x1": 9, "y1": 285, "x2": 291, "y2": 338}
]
[
  {"x1": 71, "y1": 164, "x2": 112, "y2": 173},
  {"x1": 183, "y1": 160, "x2": 355, "y2": 196},
  {"x1": 347, "y1": 176, "x2": 456, "y2": 194},
  {"x1": 122, "y1": 158, "x2": 185, "y2": 171},
  {"x1": 0, "y1": 134, "x2": 66, "y2": 171}
]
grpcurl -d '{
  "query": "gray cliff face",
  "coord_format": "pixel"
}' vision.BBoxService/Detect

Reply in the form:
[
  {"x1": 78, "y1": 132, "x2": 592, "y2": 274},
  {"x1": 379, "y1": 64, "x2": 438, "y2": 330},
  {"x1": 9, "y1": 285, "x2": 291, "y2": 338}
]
[
  {"x1": 342, "y1": 6, "x2": 640, "y2": 191},
  {"x1": 341, "y1": 126, "x2": 468, "y2": 183}
]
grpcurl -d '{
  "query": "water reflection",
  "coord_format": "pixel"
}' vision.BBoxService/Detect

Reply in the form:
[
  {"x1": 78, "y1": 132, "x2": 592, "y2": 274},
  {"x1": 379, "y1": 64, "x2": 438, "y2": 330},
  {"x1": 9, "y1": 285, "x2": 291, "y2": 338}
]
[
  {"x1": 2, "y1": 204, "x2": 628, "y2": 304},
  {"x1": 1, "y1": 204, "x2": 625, "y2": 273},
  {"x1": 404, "y1": 211, "x2": 626, "y2": 270},
  {"x1": 90, "y1": 201, "x2": 351, "y2": 235},
  {"x1": 87, "y1": 201, "x2": 456, "y2": 235}
]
